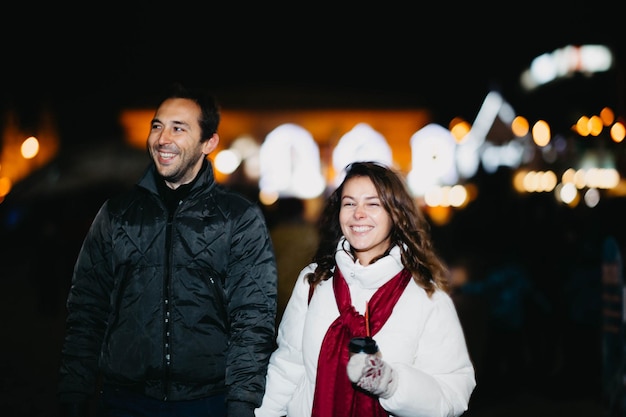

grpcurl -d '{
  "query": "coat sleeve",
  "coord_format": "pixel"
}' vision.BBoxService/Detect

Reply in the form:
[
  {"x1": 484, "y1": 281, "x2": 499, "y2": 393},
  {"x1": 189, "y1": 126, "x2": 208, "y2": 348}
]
[
  {"x1": 58, "y1": 201, "x2": 114, "y2": 405},
  {"x1": 255, "y1": 265, "x2": 314, "y2": 417},
  {"x1": 379, "y1": 291, "x2": 476, "y2": 417},
  {"x1": 224, "y1": 202, "x2": 278, "y2": 413}
]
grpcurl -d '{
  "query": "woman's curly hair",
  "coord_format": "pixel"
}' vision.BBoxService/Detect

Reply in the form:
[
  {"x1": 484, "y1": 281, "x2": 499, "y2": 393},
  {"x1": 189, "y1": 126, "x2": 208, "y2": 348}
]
[{"x1": 306, "y1": 161, "x2": 449, "y2": 297}]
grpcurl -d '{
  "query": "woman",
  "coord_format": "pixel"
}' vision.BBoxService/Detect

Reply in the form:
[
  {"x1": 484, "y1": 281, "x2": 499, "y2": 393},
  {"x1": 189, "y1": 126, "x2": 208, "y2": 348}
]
[{"x1": 255, "y1": 161, "x2": 475, "y2": 417}]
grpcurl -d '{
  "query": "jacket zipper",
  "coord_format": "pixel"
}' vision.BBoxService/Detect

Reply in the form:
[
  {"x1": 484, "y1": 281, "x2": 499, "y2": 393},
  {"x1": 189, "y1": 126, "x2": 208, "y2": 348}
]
[{"x1": 162, "y1": 200, "x2": 178, "y2": 400}]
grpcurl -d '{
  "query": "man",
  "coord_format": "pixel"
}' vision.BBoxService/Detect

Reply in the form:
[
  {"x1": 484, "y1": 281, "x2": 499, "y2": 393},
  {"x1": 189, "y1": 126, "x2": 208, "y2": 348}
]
[{"x1": 58, "y1": 83, "x2": 278, "y2": 417}]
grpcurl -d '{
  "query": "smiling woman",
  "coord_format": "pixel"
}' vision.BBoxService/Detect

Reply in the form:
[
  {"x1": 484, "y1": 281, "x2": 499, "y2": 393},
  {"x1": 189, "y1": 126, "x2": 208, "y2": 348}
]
[{"x1": 256, "y1": 160, "x2": 476, "y2": 417}]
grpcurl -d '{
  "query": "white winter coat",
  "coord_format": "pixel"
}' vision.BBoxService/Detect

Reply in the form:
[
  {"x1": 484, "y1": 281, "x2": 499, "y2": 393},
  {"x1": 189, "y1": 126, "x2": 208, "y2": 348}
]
[{"x1": 255, "y1": 239, "x2": 476, "y2": 417}]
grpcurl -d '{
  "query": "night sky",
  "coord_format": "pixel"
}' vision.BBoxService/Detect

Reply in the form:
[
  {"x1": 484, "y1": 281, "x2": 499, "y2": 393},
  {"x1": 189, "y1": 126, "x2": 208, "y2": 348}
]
[{"x1": 2, "y1": 2, "x2": 624, "y2": 142}]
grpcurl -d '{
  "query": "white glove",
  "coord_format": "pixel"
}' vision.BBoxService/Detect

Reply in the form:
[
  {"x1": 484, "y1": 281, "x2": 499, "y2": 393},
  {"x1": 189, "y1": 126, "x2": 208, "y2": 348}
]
[{"x1": 347, "y1": 352, "x2": 398, "y2": 399}]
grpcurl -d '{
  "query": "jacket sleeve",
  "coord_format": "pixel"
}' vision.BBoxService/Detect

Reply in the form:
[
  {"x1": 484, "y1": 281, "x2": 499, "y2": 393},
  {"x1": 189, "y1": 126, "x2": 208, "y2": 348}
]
[
  {"x1": 58, "y1": 201, "x2": 114, "y2": 406},
  {"x1": 255, "y1": 265, "x2": 313, "y2": 417},
  {"x1": 224, "y1": 202, "x2": 278, "y2": 413},
  {"x1": 379, "y1": 292, "x2": 476, "y2": 417}
]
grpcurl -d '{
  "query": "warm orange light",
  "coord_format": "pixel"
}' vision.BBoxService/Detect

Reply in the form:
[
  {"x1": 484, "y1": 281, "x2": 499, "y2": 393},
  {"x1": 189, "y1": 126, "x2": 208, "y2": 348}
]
[
  {"x1": 511, "y1": 116, "x2": 529, "y2": 137},
  {"x1": 424, "y1": 205, "x2": 453, "y2": 226},
  {"x1": 588, "y1": 115, "x2": 603, "y2": 136},
  {"x1": 600, "y1": 107, "x2": 615, "y2": 126},
  {"x1": 532, "y1": 120, "x2": 551, "y2": 147},
  {"x1": 576, "y1": 116, "x2": 590, "y2": 136},
  {"x1": 611, "y1": 122, "x2": 625, "y2": 143},
  {"x1": 21, "y1": 136, "x2": 40, "y2": 159},
  {"x1": 0, "y1": 176, "x2": 12, "y2": 197},
  {"x1": 449, "y1": 117, "x2": 471, "y2": 142}
]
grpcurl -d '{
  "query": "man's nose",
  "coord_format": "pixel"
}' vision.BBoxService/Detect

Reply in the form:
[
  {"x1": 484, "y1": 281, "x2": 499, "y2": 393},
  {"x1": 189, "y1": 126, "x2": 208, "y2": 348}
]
[{"x1": 157, "y1": 130, "x2": 171, "y2": 144}]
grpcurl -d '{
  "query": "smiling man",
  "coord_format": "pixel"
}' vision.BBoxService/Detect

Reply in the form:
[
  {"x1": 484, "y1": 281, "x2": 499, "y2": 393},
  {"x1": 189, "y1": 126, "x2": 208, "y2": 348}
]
[{"x1": 58, "y1": 83, "x2": 278, "y2": 417}]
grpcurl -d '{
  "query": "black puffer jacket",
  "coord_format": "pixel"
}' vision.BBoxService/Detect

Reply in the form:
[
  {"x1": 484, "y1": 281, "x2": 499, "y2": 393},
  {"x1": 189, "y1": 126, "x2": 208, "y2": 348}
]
[{"x1": 58, "y1": 161, "x2": 278, "y2": 414}]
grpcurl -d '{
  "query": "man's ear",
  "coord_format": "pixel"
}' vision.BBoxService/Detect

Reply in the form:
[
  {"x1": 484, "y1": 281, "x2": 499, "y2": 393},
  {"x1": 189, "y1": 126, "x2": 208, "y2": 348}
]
[{"x1": 203, "y1": 133, "x2": 220, "y2": 155}]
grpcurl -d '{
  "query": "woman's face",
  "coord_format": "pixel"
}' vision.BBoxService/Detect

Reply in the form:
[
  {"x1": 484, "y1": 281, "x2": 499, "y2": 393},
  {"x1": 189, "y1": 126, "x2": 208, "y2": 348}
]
[{"x1": 339, "y1": 175, "x2": 393, "y2": 265}]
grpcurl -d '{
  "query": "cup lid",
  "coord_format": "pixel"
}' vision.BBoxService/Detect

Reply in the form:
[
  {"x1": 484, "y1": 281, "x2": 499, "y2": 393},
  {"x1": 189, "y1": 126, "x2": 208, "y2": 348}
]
[{"x1": 349, "y1": 336, "x2": 378, "y2": 354}]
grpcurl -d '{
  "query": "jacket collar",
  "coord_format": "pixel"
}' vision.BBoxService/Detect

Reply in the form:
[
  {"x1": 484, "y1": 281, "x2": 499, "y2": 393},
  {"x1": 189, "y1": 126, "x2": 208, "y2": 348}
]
[{"x1": 137, "y1": 158, "x2": 216, "y2": 196}]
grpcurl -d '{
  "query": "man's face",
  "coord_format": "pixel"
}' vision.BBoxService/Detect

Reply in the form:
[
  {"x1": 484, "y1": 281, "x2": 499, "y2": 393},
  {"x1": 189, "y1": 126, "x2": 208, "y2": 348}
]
[{"x1": 147, "y1": 98, "x2": 218, "y2": 189}]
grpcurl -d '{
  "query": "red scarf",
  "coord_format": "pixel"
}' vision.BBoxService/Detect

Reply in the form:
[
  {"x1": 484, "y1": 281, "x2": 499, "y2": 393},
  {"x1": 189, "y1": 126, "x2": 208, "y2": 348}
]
[{"x1": 311, "y1": 267, "x2": 412, "y2": 417}]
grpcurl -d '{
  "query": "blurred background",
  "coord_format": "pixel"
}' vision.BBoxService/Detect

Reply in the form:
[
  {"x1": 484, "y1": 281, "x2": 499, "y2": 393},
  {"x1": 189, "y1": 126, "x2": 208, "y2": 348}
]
[{"x1": 1, "y1": 2, "x2": 624, "y2": 416}]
